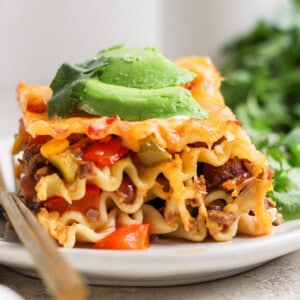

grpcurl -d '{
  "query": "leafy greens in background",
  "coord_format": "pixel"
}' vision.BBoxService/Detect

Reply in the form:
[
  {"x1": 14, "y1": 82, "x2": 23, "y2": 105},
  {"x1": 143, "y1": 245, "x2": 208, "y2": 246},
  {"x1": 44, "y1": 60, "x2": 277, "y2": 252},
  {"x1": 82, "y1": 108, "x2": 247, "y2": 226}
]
[{"x1": 220, "y1": 0, "x2": 300, "y2": 220}]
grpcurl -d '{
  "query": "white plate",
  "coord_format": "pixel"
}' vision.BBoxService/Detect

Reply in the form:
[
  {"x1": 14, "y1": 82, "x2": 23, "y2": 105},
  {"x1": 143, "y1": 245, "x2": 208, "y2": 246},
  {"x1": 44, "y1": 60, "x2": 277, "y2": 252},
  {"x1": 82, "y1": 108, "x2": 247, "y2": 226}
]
[{"x1": 1, "y1": 138, "x2": 300, "y2": 286}]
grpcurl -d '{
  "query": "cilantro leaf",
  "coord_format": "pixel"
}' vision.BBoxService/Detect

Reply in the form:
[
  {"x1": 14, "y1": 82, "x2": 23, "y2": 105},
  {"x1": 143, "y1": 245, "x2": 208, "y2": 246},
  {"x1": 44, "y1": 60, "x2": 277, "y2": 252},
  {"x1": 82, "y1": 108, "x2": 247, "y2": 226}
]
[
  {"x1": 48, "y1": 56, "x2": 108, "y2": 117},
  {"x1": 220, "y1": 0, "x2": 300, "y2": 220},
  {"x1": 270, "y1": 191, "x2": 300, "y2": 221}
]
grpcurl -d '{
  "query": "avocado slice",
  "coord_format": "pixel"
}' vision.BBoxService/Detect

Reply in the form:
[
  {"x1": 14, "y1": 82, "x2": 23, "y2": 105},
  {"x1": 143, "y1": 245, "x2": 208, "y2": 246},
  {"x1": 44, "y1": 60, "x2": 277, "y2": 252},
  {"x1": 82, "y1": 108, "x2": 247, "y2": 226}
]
[
  {"x1": 97, "y1": 45, "x2": 196, "y2": 89},
  {"x1": 73, "y1": 78, "x2": 209, "y2": 121},
  {"x1": 48, "y1": 44, "x2": 209, "y2": 121}
]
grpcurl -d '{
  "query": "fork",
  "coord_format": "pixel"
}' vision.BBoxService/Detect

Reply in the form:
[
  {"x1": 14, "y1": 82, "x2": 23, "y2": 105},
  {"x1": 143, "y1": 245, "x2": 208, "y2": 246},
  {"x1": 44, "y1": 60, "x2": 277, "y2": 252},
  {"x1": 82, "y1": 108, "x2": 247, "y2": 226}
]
[{"x1": 0, "y1": 161, "x2": 89, "y2": 300}]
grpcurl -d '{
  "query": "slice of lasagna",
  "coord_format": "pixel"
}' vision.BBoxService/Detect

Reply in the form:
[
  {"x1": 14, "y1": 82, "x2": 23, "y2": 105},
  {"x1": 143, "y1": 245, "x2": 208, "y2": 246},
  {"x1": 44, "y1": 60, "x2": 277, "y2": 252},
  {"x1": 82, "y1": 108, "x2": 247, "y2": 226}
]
[{"x1": 13, "y1": 46, "x2": 282, "y2": 249}]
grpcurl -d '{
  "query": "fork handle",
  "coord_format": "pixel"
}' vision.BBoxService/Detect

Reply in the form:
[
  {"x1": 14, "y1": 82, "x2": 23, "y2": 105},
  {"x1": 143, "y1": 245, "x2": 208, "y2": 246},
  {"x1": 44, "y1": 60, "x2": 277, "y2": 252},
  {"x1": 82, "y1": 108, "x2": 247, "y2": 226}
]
[{"x1": 0, "y1": 192, "x2": 88, "y2": 300}]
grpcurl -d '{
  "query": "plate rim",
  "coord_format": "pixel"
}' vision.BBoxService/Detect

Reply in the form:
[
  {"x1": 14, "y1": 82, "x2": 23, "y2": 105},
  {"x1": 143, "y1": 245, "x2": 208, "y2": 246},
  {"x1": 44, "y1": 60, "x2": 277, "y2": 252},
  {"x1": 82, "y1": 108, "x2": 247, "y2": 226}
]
[{"x1": 0, "y1": 219, "x2": 299, "y2": 284}]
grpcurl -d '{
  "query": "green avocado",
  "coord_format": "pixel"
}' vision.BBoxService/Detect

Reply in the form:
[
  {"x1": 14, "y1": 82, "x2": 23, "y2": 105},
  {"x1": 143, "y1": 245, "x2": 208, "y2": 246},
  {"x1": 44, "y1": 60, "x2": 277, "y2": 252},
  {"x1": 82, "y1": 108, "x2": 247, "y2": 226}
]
[
  {"x1": 97, "y1": 45, "x2": 196, "y2": 89},
  {"x1": 73, "y1": 78, "x2": 209, "y2": 121},
  {"x1": 48, "y1": 45, "x2": 209, "y2": 121}
]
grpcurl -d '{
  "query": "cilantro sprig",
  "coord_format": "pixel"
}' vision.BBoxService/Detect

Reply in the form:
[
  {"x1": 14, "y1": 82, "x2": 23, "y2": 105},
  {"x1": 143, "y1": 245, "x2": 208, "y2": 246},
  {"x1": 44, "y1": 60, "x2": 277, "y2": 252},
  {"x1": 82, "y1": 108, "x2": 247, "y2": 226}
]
[
  {"x1": 48, "y1": 56, "x2": 108, "y2": 117},
  {"x1": 220, "y1": 0, "x2": 300, "y2": 220}
]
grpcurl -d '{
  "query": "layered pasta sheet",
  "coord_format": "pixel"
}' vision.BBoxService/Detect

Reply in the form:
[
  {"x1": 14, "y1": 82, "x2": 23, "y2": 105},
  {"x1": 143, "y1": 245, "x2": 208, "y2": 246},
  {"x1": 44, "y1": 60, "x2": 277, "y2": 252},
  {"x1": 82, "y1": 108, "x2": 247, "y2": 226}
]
[{"x1": 14, "y1": 57, "x2": 281, "y2": 248}]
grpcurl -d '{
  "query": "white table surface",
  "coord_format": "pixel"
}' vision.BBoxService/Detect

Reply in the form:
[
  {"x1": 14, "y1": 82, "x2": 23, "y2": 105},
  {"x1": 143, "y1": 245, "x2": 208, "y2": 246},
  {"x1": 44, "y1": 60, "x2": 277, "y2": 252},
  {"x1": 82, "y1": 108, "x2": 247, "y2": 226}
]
[{"x1": 0, "y1": 249, "x2": 300, "y2": 300}]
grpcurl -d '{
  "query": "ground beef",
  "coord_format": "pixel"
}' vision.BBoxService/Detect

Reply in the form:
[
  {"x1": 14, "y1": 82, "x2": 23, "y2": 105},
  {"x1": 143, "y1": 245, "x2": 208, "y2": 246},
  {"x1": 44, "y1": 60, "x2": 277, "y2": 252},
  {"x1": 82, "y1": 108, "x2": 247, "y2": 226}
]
[
  {"x1": 79, "y1": 161, "x2": 96, "y2": 179},
  {"x1": 19, "y1": 174, "x2": 37, "y2": 200},
  {"x1": 202, "y1": 157, "x2": 250, "y2": 190},
  {"x1": 19, "y1": 143, "x2": 48, "y2": 200},
  {"x1": 207, "y1": 209, "x2": 237, "y2": 227},
  {"x1": 22, "y1": 144, "x2": 47, "y2": 175}
]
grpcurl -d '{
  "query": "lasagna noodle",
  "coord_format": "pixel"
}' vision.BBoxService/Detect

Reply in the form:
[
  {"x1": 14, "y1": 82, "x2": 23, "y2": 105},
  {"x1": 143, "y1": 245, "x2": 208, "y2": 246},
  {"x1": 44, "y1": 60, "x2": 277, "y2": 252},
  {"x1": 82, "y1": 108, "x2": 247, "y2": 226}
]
[{"x1": 15, "y1": 56, "x2": 277, "y2": 248}]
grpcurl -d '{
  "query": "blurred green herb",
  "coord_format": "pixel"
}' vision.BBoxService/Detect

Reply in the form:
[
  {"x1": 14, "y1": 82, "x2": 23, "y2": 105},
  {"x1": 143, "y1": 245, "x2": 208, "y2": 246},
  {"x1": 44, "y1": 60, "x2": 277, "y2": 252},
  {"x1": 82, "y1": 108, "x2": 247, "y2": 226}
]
[{"x1": 221, "y1": 0, "x2": 300, "y2": 220}]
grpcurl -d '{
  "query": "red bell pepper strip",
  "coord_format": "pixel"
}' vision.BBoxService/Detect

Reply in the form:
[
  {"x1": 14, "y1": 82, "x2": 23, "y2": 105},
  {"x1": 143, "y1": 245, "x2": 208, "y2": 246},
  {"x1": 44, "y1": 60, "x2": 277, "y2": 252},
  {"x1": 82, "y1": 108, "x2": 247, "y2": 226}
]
[
  {"x1": 43, "y1": 185, "x2": 101, "y2": 215},
  {"x1": 82, "y1": 138, "x2": 129, "y2": 168},
  {"x1": 93, "y1": 224, "x2": 150, "y2": 250}
]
